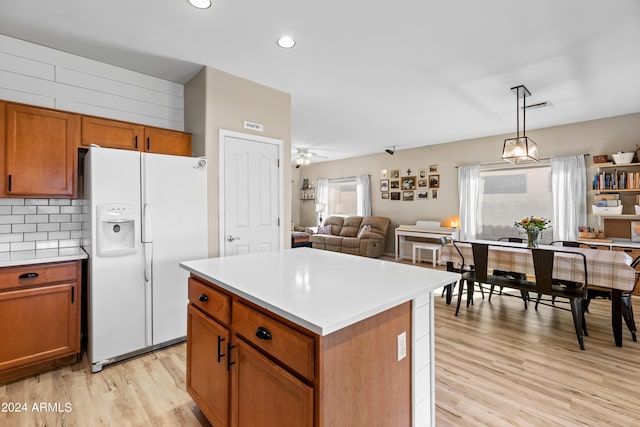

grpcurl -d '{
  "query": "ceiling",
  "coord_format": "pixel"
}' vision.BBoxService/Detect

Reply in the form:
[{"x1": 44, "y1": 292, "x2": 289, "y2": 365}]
[{"x1": 1, "y1": 0, "x2": 639, "y2": 163}]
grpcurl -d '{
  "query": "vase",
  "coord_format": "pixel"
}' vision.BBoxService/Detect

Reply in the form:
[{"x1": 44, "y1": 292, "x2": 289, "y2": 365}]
[{"x1": 526, "y1": 228, "x2": 539, "y2": 248}]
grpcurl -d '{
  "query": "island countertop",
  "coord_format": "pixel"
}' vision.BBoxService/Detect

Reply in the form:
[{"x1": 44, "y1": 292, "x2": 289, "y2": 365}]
[{"x1": 180, "y1": 248, "x2": 460, "y2": 336}]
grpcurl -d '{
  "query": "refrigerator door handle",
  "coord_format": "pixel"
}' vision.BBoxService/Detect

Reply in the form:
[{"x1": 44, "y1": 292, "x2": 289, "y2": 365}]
[
  {"x1": 142, "y1": 202, "x2": 153, "y2": 243},
  {"x1": 143, "y1": 242, "x2": 153, "y2": 346}
]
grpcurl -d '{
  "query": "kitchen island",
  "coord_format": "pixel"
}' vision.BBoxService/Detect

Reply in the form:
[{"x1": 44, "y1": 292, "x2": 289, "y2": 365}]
[{"x1": 180, "y1": 248, "x2": 460, "y2": 426}]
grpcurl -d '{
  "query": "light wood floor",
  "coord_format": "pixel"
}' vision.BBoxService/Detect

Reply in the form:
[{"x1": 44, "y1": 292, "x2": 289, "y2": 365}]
[{"x1": 2, "y1": 262, "x2": 640, "y2": 426}]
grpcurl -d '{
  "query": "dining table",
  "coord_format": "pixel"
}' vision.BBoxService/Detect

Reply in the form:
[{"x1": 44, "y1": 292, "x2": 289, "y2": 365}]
[{"x1": 439, "y1": 240, "x2": 636, "y2": 347}]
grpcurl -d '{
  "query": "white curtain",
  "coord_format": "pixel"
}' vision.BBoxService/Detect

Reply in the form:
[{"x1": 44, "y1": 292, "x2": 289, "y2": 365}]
[
  {"x1": 551, "y1": 155, "x2": 587, "y2": 241},
  {"x1": 355, "y1": 175, "x2": 372, "y2": 216},
  {"x1": 316, "y1": 178, "x2": 329, "y2": 225},
  {"x1": 458, "y1": 165, "x2": 481, "y2": 241}
]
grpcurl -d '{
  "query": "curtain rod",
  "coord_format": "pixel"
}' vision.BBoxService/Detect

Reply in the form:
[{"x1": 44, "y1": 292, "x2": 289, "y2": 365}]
[{"x1": 455, "y1": 153, "x2": 590, "y2": 169}]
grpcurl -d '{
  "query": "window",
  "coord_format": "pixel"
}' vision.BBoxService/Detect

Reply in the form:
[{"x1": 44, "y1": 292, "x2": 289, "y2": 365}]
[
  {"x1": 326, "y1": 178, "x2": 357, "y2": 217},
  {"x1": 476, "y1": 165, "x2": 553, "y2": 242}
]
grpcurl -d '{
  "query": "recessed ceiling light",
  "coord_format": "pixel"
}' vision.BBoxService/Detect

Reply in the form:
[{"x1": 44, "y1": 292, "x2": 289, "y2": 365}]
[
  {"x1": 188, "y1": 0, "x2": 211, "y2": 9},
  {"x1": 277, "y1": 36, "x2": 296, "y2": 49}
]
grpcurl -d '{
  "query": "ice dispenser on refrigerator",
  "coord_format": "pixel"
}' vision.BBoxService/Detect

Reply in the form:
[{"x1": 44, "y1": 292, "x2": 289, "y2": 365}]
[{"x1": 96, "y1": 203, "x2": 136, "y2": 256}]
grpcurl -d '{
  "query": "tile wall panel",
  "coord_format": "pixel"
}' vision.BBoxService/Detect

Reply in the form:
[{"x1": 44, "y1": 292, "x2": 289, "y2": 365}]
[{"x1": 0, "y1": 199, "x2": 85, "y2": 252}]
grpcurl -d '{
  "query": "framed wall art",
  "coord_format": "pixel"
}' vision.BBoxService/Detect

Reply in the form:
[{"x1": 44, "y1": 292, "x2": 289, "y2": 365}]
[
  {"x1": 432, "y1": 189, "x2": 438, "y2": 199},
  {"x1": 390, "y1": 180, "x2": 400, "y2": 189},
  {"x1": 390, "y1": 192, "x2": 401, "y2": 200},
  {"x1": 380, "y1": 169, "x2": 388, "y2": 179},
  {"x1": 403, "y1": 191, "x2": 414, "y2": 201},
  {"x1": 380, "y1": 179, "x2": 389, "y2": 192},
  {"x1": 401, "y1": 176, "x2": 416, "y2": 190},
  {"x1": 429, "y1": 164, "x2": 439, "y2": 173},
  {"x1": 417, "y1": 178, "x2": 428, "y2": 189},
  {"x1": 390, "y1": 169, "x2": 400, "y2": 179},
  {"x1": 381, "y1": 192, "x2": 389, "y2": 199},
  {"x1": 417, "y1": 190, "x2": 429, "y2": 200},
  {"x1": 428, "y1": 174, "x2": 440, "y2": 188},
  {"x1": 418, "y1": 169, "x2": 428, "y2": 179}
]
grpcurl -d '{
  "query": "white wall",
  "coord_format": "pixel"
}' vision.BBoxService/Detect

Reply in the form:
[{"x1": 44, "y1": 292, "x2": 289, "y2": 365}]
[
  {"x1": 298, "y1": 113, "x2": 640, "y2": 254},
  {"x1": 0, "y1": 35, "x2": 186, "y2": 130}
]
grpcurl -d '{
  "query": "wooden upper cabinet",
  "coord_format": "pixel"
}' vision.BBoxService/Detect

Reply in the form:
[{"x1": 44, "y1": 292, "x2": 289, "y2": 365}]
[
  {"x1": 81, "y1": 116, "x2": 143, "y2": 150},
  {"x1": 5, "y1": 104, "x2": 77, "y2": 197},
  {"x1": 144, "y1": 127, "x2": 192, "y2": 156}
]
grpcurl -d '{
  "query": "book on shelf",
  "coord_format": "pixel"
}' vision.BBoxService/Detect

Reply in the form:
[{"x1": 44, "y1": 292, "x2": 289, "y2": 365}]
[{"x1": 593, "y1": 171, "x2": 640, "y2": 190}]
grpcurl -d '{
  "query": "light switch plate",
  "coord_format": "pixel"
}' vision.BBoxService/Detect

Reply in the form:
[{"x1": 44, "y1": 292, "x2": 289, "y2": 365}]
[{"x1": 397, "y1": 331, "x2": 407, "y2": 361}]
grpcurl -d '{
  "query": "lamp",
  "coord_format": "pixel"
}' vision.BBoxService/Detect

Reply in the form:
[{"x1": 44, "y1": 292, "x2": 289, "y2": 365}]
[
  {"x1": 442, "y1": 216, "x2": 460, "y2": 228},
  {"x1": 315, "y1": 203, "x2": 325, "y2": 226},
  {"x1": 502, "y1": 85, "x2": 539, "y2": 164}
]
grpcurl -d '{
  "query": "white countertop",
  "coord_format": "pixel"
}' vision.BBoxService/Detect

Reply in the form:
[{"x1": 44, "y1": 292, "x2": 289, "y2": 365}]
[
  {"x1": 0, "y1": 247, "x2": 88, "y2": 267},
  {"x1": 180, "y1": 248, "x2": 460, "y2": 336}
]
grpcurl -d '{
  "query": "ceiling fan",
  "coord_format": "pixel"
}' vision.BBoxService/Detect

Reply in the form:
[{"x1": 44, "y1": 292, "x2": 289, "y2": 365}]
[{"x1": 293, "y1": 148, "x2": 327, "y2": 168}]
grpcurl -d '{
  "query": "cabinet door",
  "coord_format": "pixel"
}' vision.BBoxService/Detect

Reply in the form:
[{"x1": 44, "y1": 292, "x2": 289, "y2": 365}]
[
  {"x1": 144, "y1": 127, "x2": 192, "y2": 156},
  {"x1": 5, "y1": 104, "x2": 77, "y2": 197},
  {"x1": 231, "y1": 338, "x2": 313, "y2": 427},
  {"x1": 0, "y1": 282, "x2": 79, "y2": 371},
  {"x1": 81, "y1": 116, "x2": 143, "y2": 150},
  {"x1": 187, "y1": 305, "x2": 230, "y2": 427}
]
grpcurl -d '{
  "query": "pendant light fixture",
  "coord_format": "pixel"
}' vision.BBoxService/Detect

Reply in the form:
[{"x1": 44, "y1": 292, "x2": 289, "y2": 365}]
[{"x1": 501, "y1": 85, "x2": 539, "y2": 164}]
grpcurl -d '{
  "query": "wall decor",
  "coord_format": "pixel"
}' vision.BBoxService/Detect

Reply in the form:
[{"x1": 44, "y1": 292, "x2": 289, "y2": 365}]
[
  {"x1": 417, "y1": 178, "x2": 428, "y2": 189},
  {"x1": 403, "y1": 191, "x2": 414, "y2": 201},
  {"x1": 401, "y1": 176, "x2": 416, "y2": 190},
  {"x1": 380, "y1": 179, "x2": 389, "y2": 192},
  {"x1": 418, "y1": 169, "x2": 428, "y2": 179},
  {"x1": 381, "y1": 192, "x2": 389, "y2": 199},
  {"x1": 428, "y1": 174, "x2": 440, "y2": 188},
  {"x1": 390, "y1": 192, "x2": 401, "y2": 200},
  {"x1": 380, "y1": 169, "x2": 388, "y2": 179},
  {"x1": 429, "y1": 164, "x2": 439, "y2": 173},
  {"x1": 417, "y1": 190, "x2": 429, "y2": 200},
  {"x1": 432, "y1": 189, "x2": 438, "y2": 199},
  {"x1": 406, "y1": 168, "x2": 412, "y2": 175},
  {"x1": 390, "y1": 169, "x2": 400, "y2": 179},
  {"x1": 390, "y1": 180, "x2": 400, "y2": 189}
]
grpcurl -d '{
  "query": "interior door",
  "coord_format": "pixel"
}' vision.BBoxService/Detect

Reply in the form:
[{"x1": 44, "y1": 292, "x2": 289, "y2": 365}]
[{"x1": 222, "y1": 132, "x2": 281, "y2": 256}]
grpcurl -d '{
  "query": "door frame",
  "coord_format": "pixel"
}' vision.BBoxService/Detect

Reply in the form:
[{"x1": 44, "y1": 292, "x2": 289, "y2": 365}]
[{"x1": 219, "y1": 129, "x2": 284, "y2": 256}]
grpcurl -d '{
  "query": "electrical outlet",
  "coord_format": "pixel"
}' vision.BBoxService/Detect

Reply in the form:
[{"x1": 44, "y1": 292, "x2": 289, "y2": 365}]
[{"x1": 397, "y1": 331, "x2": 406, "y2": 361}]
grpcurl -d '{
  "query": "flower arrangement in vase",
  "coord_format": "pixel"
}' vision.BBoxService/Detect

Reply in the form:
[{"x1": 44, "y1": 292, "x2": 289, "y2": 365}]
[{"x1": 514, "y1": 216, "x2": 550, "y2": 248}]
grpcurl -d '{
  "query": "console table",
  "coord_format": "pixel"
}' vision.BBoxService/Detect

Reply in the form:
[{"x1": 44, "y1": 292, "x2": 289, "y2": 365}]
[{"x1": 395, "y1": 222, "x2": 459, "y2": 260}]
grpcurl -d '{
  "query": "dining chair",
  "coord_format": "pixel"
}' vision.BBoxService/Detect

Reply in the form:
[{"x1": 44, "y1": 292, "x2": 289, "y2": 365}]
[
  {"x1": 490, "y1": 237, "x2": 529, "y2": 307},
  {"x1": 550, "y1": 240, "x2": 581, "y2": 247},
  {"x1": 530, "y1": 248, "x2": 589, "y2": 350},
  {"x1": 535, "y1": 240, "x2": 581, "y2": 308}
]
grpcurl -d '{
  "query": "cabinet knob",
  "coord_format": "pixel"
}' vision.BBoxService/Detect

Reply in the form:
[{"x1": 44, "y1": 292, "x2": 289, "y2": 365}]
[
  {"x1": 19, "y1": 272, "x2": 39, "y2": 279},
  {"x1": 255, "y1": 326, "x2": 272, "y2": 341},
  {"x1": 198, "y1": 294, "x2": 209, "y2": 302}
]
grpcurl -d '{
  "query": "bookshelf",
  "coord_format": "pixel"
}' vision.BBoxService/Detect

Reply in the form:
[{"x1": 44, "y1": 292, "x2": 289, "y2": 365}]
[{"x1": 591, "y1": 161, "x2": 640, "y2": 234}]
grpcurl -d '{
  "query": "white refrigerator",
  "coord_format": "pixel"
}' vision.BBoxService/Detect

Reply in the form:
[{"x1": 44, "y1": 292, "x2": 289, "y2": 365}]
[{"x1": 84, "y1": 147, "x2": 207, "y2": 372}]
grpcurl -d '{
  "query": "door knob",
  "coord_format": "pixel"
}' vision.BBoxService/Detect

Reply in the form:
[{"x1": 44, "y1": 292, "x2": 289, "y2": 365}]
[{"x1": 227, "y1": 235, "x2": 240, "y2": 242}]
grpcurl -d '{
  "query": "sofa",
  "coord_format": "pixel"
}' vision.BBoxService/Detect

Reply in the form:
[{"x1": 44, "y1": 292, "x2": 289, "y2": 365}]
[{"x1": 309, "y1": 215, "x2": 391, "y2": 258}]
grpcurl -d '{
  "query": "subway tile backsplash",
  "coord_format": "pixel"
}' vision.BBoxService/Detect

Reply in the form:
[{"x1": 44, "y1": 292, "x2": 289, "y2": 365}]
[{"x1": 0, "y1": 198, "x2": 85, "y2": 252}]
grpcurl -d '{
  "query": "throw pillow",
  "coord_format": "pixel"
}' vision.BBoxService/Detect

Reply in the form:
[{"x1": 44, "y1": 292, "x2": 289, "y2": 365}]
[
  {"x1": 357, "y1": 225, "x2": 371, "y2": 239},
  {"x1": 319, "y1": 224, "x2": 332, "y2": 235}
]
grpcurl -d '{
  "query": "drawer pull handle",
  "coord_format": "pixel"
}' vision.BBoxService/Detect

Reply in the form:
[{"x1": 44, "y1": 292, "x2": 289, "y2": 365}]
[
  {"x1": 255, "y1": 326, "x2": 272, "y2": 341},
  {"x1": 19, "y1": 272, "x2": 39, "y2": 279},
  {"x1": 217, "y1": 336, "x2": 225, "y2": 363},
  {"x1": 198, "y1": 294, "x2": 209, "y2": 302}
]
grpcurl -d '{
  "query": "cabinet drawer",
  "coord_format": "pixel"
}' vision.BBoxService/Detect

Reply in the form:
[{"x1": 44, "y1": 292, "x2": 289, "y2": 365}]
[
  {"x1": 0, "y1": 261, "x2": 79, "y2": 291},
  {"x1": 188, "y1": 278, "x2": 231, "y2": 326},
  {"x1": 233, "y1": 302, "x2": 314, "y2": 381}
]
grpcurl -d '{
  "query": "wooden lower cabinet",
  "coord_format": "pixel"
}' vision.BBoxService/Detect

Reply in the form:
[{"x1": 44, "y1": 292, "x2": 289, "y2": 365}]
[
  {"x1": 232, "y1": 339, "x2": 313, "y2": 427},
  {"x1": 186, "y1": 275, "x2": 413, "y2": 427},
  {"x1": 187, "y1": 305, "x2": 230, "y2": 426},
  {"x1": 0, "y1": 261, "x2": 81, "y2": 383}
]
